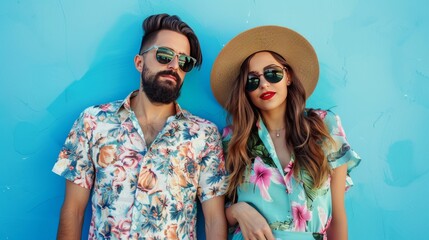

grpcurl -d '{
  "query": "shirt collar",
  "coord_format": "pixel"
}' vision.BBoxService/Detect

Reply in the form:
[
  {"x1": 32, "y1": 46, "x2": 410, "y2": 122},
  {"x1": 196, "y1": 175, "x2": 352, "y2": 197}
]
[{"x1": 116, "y1": 90, "x2": 190, "y2": 120}]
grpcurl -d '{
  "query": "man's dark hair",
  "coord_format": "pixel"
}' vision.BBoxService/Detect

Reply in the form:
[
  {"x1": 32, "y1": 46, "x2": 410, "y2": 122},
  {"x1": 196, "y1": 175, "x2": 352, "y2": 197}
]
[{"x1": 138, "y1": 13, "x2": 202, "y2": 69}]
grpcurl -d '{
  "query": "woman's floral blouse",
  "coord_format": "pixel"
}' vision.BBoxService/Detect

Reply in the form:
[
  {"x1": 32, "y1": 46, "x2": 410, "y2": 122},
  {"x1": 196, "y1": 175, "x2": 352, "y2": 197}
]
[
  {"x1": 222, "y1": 110, "x2": 361, "y2": 240},
  {"x1": 53, "y1": 91, "x2": 228, "y2": 240}
]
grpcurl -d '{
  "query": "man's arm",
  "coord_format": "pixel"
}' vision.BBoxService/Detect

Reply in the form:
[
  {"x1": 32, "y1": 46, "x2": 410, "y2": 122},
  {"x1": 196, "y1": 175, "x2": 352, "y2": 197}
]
[
  {"x1": 201, "y1": 196, "x2": 227, "y2": 240},
  {"x1": 57, "y1": 180, "x2": 91, "y2": 240}
]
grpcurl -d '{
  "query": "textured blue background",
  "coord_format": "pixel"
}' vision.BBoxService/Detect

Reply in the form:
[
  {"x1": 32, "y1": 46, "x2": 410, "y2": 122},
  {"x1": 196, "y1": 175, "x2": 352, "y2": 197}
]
[{"x1": 1, "y1": 0, "x2": 428, "y2": 239}]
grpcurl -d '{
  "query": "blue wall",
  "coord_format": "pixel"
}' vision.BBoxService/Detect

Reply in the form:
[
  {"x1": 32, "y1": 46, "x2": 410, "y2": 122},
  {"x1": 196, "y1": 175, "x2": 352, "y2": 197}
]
[{"x1": 1, "y1": 0, "x2": 428, "y2": 239}]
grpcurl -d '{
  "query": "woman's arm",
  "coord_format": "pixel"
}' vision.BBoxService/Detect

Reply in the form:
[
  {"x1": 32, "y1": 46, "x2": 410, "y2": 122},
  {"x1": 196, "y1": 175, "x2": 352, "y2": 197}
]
[
  {"x1": 327, "y1": 164, "x2": 348, "y2": 240},
  {"x1": 226, "y1": 202, "x2": 275, "y2": 240}
]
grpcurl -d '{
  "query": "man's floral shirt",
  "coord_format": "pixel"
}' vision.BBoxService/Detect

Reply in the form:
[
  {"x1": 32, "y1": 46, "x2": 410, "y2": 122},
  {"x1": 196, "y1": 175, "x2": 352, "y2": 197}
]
[{"x1": 53, "y1": 91, "x2": 228, "y2": 239}]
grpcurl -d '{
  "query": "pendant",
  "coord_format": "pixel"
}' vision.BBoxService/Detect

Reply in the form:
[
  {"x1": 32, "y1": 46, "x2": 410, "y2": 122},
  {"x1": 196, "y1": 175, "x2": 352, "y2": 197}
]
[{"x1": 270, "y1": 127, "x2": 284, "y2": 138}]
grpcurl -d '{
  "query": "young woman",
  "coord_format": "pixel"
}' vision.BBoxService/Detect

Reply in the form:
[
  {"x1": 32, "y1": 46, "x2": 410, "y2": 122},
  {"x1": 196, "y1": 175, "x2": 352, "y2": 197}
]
[{"x1": 210, "y1": 26, "x2": 361, "y2": 240}]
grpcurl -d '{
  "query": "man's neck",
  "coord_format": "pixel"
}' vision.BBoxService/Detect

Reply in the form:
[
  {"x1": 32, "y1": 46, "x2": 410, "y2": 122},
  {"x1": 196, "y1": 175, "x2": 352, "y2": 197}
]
[{"x1": 130, "y1": 90, "x2": 176, "y2": 125}]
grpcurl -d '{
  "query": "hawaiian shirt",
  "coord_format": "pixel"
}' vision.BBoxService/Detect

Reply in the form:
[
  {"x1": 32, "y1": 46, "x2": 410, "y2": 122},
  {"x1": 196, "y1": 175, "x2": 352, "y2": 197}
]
[
  {"x1": 53, "y1": 90, "x2": 228, "y2": 240},
  {"x1": 222, "y1": 110, "x2": 361, "y2": 240}
]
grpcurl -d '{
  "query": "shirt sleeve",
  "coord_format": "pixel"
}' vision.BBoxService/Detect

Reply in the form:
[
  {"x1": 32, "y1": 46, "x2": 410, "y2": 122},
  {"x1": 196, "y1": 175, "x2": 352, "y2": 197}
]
[
  {"x1": 221, "y1": 126, "x2": 234, "y2": 207},
  {"x1": 52, "y1": 110, "x2": 95, "y2": 189},
  {"x1": 323, "y1": 110, "x2": 361, "y2": 189},
  {"x1": 197, "y1": 124, "x2": 228, "y2": 202}
]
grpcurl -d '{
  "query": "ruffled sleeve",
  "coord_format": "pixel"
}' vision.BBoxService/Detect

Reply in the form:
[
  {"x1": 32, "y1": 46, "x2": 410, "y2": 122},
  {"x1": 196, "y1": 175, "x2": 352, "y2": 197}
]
[{"x1": 321, "y1": 110, "x2": 361, "y2": 189}]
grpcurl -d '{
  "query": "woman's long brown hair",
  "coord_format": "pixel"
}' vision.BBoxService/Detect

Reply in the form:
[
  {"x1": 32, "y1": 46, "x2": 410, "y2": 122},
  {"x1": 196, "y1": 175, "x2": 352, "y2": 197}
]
[{"x1": 224, "y1": 51, "x2": 334, "y2": 201}]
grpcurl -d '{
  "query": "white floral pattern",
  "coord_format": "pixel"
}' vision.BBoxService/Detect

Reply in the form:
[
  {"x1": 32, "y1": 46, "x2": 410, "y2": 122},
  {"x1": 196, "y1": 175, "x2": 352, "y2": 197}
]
[{"x1": 53, "y1": 90, "x2": 228, "y2": 239}]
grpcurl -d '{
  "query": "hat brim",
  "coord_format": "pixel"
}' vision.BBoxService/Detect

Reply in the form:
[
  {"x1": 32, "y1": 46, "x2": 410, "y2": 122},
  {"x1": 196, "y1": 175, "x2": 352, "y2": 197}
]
[{"x1": 210, "y1": 25, "x2": 319, "y2": 108}]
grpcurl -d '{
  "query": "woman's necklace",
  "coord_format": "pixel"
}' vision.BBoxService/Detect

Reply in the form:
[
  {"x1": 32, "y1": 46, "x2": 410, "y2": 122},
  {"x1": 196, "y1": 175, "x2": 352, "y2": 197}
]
[{"x1": 269, "y1": 127, "x2": 285, "y2": 137}]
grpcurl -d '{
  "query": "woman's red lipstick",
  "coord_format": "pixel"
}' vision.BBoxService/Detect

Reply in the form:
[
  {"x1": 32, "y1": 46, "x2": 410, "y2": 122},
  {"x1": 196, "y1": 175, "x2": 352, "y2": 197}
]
[{"x1": 260, "y1": 91, "x2": 275, "y2": 100}]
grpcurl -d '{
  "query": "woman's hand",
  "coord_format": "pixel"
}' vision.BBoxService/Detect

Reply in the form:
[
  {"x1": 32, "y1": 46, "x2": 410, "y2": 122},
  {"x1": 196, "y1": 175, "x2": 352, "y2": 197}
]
[{"x1": 226, "y1": 202, "x2": 275, "y2": 240}]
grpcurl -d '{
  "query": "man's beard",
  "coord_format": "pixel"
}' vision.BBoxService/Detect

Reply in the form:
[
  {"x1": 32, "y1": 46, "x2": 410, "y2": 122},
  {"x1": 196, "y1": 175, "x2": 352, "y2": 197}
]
[{"x1": 141, "y1": 66, "x2": 182, "y2": 104}]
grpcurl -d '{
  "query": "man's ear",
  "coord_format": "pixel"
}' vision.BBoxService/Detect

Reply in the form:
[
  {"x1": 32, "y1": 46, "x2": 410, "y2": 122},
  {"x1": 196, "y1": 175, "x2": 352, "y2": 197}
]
[{"x1": 134, "y1": 55, "x2": 143, "y2": 71}]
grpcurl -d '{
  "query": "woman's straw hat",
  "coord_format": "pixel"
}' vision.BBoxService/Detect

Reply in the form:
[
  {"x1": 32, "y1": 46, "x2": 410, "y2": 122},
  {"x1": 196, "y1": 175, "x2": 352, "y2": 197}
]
[{"x1": 210, "y1": 25, "x2": 319, "y2": 107}]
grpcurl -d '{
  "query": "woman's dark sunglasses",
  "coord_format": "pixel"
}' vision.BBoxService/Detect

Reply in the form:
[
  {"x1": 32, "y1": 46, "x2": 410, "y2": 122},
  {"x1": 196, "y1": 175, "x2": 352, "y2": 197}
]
[
  {"x1": 246, "y1": 66, "x2": 287, "y2": 92},
  {"x1": 141, "y1": 45, "x2": 197, "y2": 72}
]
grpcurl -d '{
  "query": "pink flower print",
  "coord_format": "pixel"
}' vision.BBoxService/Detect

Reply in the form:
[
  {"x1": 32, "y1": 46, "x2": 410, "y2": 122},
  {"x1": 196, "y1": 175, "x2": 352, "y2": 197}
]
[
  {"x1": 121, "y1": 121, "x2": 134, "y2": 132},
  {"x1": 119, "y1": 147, "x2": 141, "y2": 169},
  {"x1": 222, "y1": 126, "x2": 232, "y2": 138},
  {"x1": 99, "y1": 103, "x2": 112, "y2": 112},
  {"x1": 160, "y1": 148, "x2": 172, "y2": 158},
  {"x1": 188, "y1": 218, "x2": 196, "y2": 240},
  {"x1": 256, "y1": 120, "x2": 261, "y2": 129},
  {"x1": 271, "y1": 168, "x2": 285, "y2": 186},
  {"x1": 74, "y1": 176, "x2": 91, "y2": 189},
  {"x1": 320, "y1": 217, "x2": 332, "y2": 235},
  {"x1": 283, "y1": 161, "x2": 294, "y2": 193},
  {"x1": 112, "y1": 219, "x2": 131, "y2": 239},
  {"x1": 291, "y1": 202, "x2": 312, "y2": 231},
  {"x1": 250, "y1": 157, "x2": 273, "y2": 201},
  {"x1": 314, "y1": 110, "x2": 327, "y2": 119}
]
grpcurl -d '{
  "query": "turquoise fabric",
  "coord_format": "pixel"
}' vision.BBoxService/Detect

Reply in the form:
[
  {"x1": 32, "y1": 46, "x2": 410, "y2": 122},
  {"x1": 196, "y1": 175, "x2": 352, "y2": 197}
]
[
  {"x1": 232, "y1": 230, "x2": 322, "y2": 240},
  {"x1": 223, "y1": 110, "x2": 361, "y2": 239}
]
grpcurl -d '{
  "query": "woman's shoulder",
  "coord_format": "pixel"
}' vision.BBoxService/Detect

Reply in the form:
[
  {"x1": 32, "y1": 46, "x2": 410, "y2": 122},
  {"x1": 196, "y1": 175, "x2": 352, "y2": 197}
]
[{"x1": 307, "y1": 109, "x2": 342, "y2": 134}]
